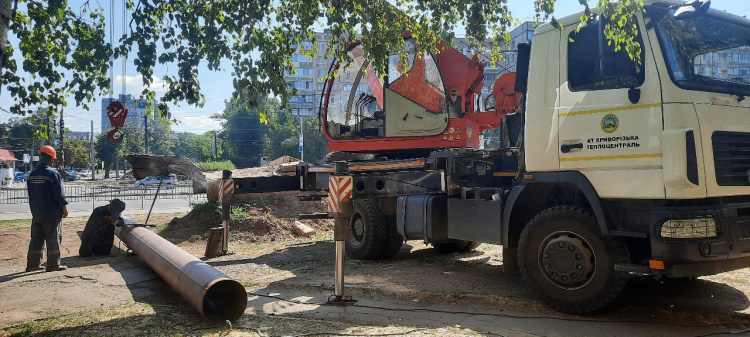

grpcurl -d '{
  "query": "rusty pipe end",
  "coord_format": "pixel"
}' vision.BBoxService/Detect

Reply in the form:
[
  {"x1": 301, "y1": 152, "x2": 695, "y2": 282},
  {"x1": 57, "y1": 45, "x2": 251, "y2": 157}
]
[{"x1": 203, "y1": 279, "x2": 247, "y2": 322}]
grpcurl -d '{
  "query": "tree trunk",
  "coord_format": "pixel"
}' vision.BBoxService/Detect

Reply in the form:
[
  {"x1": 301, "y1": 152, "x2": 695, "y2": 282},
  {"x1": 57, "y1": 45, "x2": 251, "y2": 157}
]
[
  {"x1": 104, "y1": 162, "x2": 111, "y2": 179},
  {"x1": 0, "y1": 0, "x2": 13, "y2": 76}
]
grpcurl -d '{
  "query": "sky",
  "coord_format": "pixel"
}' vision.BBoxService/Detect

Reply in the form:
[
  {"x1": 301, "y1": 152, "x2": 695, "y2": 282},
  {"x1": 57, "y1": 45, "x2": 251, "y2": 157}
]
[{"x1": 1, "y1": 0, "x2": 749, "y2": 135}]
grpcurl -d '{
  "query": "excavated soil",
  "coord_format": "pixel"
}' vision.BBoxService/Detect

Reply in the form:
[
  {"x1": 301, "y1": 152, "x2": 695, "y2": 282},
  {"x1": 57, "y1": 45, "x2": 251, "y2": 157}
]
[{"x1": 162, "y1": 191, "x2": 330, "y2": 244}]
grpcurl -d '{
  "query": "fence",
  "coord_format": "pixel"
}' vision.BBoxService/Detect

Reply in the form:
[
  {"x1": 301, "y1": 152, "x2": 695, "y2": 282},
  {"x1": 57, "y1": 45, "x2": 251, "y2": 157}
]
[{"x1": 0, "y1": 184, "x2": 207, "y2": 205}]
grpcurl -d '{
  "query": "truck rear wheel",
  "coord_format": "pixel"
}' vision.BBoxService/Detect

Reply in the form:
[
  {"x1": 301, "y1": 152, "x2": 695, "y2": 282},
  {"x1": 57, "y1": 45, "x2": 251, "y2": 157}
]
[
  {"x1": 432, "y1": 240, "x2": 481, "y2": 253},
  {"x1": 345, "y1": 199, "x2": 387, "y2": 260},
  {"x1": 518, "y1": 206, "x2": 629, "y2": 314},
  {"x1": 380, "y1": 215, "x2": 404, "y2": 259}
]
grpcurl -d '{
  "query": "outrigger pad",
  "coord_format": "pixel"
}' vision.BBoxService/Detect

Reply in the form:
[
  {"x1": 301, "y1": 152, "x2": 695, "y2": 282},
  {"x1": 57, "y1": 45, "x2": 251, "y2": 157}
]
[{"x1": 126, "y1": 155, "x2": 207, "y2": 192}]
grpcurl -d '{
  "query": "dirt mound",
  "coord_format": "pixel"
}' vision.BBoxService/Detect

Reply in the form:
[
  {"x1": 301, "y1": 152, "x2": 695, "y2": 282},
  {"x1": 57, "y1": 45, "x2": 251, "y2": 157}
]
[
  {"x1": 163, "y1": 192, "x2": 329, "y2": 243},
  {"x1": 267, "y1": 155, "x2": 300, "y2": 167},
  {"x1": 164, "y1": 206, "x2": 222, "y2": 241}
]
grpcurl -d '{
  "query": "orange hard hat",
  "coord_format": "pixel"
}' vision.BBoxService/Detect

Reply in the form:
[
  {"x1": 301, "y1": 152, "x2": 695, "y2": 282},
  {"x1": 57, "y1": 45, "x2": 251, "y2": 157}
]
[{"x1": 38, "y1": 145, "x2": 57, "y2": 160}]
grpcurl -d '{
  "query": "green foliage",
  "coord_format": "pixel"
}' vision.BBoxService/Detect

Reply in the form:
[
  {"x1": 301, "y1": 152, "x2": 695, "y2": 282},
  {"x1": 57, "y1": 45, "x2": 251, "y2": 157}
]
[
  {"x1": 539, "y1": 0, "x2": 645, "y2": 70},
  {"x1": 95, "y1": 127, "x2": 143, "y2": 178},
  {"x1": 1, "y1": 0, "x2": 647, "y2": 123},
  {"x1": 191, "y1": 199, "x2": 219, "y2": 212},
  {"x1": 214, "y1": 97, "x2": 276, "y2": 167},
  {"x1": 172, "y1": 132, "x2": 220, "y2": 163},
  {"x1": 261, "y1": 110, "x2": 328, "y2": 165},
  {"x1": 230, "y1": 205, "x2": 248, "y2": 221},
  {"x1": 3, "y1": 1, "x2": 111, "y2": 116},
  {"x1": 197, "y1": 160, "x2": 236, "y2": 172},
  {"x1": 63, "y1": 139, "x2": 89, "y2": 168}
]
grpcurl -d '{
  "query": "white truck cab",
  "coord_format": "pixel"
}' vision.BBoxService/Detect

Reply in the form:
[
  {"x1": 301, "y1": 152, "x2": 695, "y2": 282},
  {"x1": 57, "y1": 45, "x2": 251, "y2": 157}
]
[{"x1": 512, "y1": 0, "x2": 750, "y2": 312}]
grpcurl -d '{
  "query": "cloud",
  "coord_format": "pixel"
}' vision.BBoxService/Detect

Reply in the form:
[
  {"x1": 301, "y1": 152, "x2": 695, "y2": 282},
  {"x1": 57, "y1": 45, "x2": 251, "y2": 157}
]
[
  {"x1": 172, "y1": 115, "x2": 222, "y2": 134},
  {"x1": 114, "y1": 75, "x2": 168, "y2": 93}
]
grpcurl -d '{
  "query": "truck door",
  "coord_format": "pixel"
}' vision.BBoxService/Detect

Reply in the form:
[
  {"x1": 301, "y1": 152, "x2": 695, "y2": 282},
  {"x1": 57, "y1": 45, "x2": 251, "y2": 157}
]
[{"x1": 558, "y1": 14, "x2": 665, "y2": 199}]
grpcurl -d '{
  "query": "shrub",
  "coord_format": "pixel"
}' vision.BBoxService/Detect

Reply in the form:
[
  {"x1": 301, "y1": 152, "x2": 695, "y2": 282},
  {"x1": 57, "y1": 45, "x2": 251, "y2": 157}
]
[{"x1": 198, "y1": 161, "x2": 236, "y2": 172}]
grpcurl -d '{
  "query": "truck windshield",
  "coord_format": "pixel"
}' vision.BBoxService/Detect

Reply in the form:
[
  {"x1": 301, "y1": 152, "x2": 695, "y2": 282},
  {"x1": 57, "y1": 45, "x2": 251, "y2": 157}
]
[{"x1": 655, "y1": 10, "x2": 750, "y2": 96}]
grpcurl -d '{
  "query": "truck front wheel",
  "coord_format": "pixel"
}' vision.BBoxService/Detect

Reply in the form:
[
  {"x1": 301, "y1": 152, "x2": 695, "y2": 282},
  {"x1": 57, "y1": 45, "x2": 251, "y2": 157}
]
[
  {"x1": 518, "y1": 206, "x2": 629, "y2": 314},
  {"x1": 345, "y1": 199, "x2": 387, "y2": 260}
]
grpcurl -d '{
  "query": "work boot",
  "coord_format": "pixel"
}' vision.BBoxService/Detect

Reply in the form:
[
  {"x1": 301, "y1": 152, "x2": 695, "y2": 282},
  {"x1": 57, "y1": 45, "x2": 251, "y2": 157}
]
[
  {"x1": 25, "y1": 265, "x2": 44, "y2": 272},
  {"x1": 46, "y1": 265, "x2": 68, "y2": 272}
]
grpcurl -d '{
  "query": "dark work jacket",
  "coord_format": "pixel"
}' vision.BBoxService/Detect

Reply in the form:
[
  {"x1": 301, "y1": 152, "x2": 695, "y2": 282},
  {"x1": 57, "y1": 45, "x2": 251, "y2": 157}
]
[
  {"x1": 79, "y1": 206, "x2": 116, "y2": 257},
  {"x1": 27, "y1": 164, "x2": 68, "y2": 219}
]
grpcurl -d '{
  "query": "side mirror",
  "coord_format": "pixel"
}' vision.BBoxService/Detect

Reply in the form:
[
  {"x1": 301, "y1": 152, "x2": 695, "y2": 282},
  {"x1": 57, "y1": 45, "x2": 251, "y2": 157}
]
[{"x1": 674, "y1": 0, "x2": 711, "y2": 20}]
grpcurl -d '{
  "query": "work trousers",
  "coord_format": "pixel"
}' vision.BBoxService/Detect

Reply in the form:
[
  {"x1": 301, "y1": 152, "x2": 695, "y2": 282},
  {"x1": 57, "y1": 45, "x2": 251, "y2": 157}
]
[{"x1": 26, "y1": 217, "x2": 62, "y2": 268}]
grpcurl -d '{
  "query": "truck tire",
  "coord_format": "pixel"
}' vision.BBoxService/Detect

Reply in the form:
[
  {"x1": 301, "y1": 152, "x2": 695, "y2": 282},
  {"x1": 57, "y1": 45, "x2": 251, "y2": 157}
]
[
  {"x1": 518, "y1": 206, "x2": 629, "y2": 314},
  {"x1": 346, "y1": 199, "x2": 387, "y2": 260},
  {"x1": 380, "y1": 215, "x2": 404, "y2": 259},
  {"x1": 431, "y1": 240, "x2": 481, "y2": 253}
]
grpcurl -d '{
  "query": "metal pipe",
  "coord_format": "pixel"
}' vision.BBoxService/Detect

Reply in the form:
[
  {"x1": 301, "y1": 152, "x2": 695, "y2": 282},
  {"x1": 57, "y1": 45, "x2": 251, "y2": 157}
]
[
  {"x1": 221, "y1": 170, "x2": 232, "y2": 254},
  {"x1": 115, "y1": 223, "x2": 247, "y2": 321},
  {"x1": 334, "y1": 240, "x2": 345, "y2": 296}
]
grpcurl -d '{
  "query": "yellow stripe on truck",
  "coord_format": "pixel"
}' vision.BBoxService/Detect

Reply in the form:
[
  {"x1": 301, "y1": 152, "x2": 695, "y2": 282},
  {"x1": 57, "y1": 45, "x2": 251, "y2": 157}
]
[
  {"x1": 559, "y1": 103, "x2": 662, "y2": 117},
  {"x1": 560, "y1": 153, "x2": 663, "y2": 162}
]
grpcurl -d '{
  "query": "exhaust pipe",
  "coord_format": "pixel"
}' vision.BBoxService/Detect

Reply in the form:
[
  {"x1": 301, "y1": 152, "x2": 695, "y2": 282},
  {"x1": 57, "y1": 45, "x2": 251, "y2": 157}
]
[{"x1": 115, "y1": 223, "x2": 247, "y2": 321}]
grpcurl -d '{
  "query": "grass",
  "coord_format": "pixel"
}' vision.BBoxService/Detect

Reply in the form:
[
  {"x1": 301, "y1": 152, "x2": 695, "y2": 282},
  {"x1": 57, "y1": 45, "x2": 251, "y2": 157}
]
[
  {"x1": 0, "y1": 219, "x2": 29, "y2": 228},
  {"x1": 190, "y1": 199, "x2": 219, "y2": 212},
  {"x1": 230, "y1": 205, "x2": 248, "y2": 221}
]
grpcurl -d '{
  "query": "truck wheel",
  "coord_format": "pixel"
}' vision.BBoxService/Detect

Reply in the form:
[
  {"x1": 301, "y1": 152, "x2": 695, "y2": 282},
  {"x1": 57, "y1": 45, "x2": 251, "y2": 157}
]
[
  {"x1": 379, "y1": 215, "x2": 404, "y2": 259},
  {"x1": 518, "y1": 206, "x2": 629, "y2": 314},
  {"x1": 346, "y1": 199, "x2": 387, "y2": 260},
  {"x1": 432, "y1": 240, "x2": 481, "y2": 253}
]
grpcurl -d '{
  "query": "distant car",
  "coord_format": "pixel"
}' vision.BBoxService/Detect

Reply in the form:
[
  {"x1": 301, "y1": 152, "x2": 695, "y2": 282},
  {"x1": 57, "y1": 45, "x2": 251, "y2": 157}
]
[
  {"x1": 78, "y1": 170, "x2": 92, "y2": 179},
  {"x1": 134, "y1": 176, "x2": 176, "y2": 188},
  {"x1": 13, "y1": 172, "x2": 25, "y2": 182},
  {"x1": 64, "y1": 171, "x2": 80, "y2": 181}
]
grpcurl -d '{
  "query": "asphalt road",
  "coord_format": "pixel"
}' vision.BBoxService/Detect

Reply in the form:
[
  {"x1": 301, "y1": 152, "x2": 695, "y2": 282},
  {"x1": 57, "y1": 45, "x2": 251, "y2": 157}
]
[{"x1": 0, "y1": 197, "x2": 193, "y2": 221}]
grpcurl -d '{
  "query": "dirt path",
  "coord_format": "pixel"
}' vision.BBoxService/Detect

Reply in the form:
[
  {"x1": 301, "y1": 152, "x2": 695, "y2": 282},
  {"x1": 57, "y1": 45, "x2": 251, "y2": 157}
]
[{"x1": 2, "y1": 205, "x2": 750, "y2": 336}]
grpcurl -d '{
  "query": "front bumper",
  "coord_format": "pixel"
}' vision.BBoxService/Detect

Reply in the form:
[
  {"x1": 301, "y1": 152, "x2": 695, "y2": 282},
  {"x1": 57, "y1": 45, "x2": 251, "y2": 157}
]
[{"x1": 630, "y1": 201, "x2": 750, "y2": 277}]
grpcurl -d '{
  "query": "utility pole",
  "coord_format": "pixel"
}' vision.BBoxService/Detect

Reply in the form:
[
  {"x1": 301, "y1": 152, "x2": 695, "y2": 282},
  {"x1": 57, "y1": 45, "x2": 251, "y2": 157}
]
[
  {"x1": 90, "y1": 120, "x2": 96, "y2": 180},
  {"x1": 144, "y1": 114, "x2": 149, "y2": 155},
  {"x1": 45, "y1": 114, "x2": 51, "y2": 145},
  {"x1": 59, "y1": 108, "x2": 65, "y2": 168},
  {"x1": 212, "y1": 131, "x2": 217, "y2": 161},
  {"x1": 299, "y1": 115, "x2": 304, "y2": 161}
]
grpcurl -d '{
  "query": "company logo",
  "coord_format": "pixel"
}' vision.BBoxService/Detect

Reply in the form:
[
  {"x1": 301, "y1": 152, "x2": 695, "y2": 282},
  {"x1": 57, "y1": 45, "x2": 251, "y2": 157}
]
[
  {"x1": 601, "y1": 114, "x2": 619, "y2": 134},
  {"x1": 467, "y1": 125, "x2": 473, "y2": 138}
]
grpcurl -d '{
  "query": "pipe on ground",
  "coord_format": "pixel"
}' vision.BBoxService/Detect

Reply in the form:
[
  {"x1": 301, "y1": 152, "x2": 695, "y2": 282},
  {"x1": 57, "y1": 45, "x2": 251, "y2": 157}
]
[{"x1": 115, "y1": 224, "x2": 247, "y2": 321}]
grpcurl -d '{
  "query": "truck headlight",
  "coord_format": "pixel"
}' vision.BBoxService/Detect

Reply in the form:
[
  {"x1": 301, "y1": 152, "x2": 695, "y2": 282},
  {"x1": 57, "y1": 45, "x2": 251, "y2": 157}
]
[{"x1": 660, "y1": 218, "x2": 718, "y2": 239}]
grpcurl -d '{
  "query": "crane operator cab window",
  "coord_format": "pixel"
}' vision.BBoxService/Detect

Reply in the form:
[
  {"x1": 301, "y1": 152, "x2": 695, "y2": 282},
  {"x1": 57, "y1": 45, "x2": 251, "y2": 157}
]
[{"x1": 325, "y1": 39, "x2": 448, "y2": 140}]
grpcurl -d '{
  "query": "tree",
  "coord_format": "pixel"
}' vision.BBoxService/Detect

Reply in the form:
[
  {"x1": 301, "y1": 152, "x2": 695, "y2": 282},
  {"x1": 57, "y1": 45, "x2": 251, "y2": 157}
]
[
  {"x1": 261, "y1": 110, "x2": 328, "y2": 164},
  {"x1": 171, "y1": 131, "x2": 218, "y2": 163},
  {"x1": 215, "y1": 97, "x2": 276, "y2": 168},
  {"x1": 95, "y1": 126, "x2": 143, "y2": 178},
  {"x1": 1, "y1": 0, "x2": 648, "y2": 122},
  {"x1": 63, "y1": 138, "x2": 89, "y2": 168}
]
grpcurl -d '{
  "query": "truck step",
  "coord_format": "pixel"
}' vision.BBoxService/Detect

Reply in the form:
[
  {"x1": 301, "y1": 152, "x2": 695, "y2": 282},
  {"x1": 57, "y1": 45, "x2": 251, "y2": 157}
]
[
  {"x1": 298, "y1": 213, "x2": 330, "y2": 220},
  {"x1": 297, "y1": 192, "x2": 328, "y2": 201}
]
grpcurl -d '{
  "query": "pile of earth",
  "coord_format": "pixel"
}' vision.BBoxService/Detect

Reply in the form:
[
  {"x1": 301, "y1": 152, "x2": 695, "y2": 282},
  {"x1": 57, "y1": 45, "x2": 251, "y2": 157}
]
[{"x1": 163, "y1": 191, "x2": 330, "y2": 244}]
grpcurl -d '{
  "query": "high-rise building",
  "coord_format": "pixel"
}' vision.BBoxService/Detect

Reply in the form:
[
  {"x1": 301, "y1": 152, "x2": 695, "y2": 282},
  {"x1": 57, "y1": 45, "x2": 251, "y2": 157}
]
[
  {"x1": 100, "y1": 94, "x2": 158, "y2": 132},
  {"x1": 286, "y1": 33, "x2": 338, "y2": 118}
]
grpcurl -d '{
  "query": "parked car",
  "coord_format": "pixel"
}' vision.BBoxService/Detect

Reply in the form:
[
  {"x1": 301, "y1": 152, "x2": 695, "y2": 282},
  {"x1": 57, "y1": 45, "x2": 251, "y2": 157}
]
[
  {"x1": 78, "y1": 169, "x2": 92, "y2": 179},
  {"x1": 134, "y1": 176, "x2": 176, "y2": 188},
  {"x1": 13, "y1": 172, "x2": 25, "y2": 183}
]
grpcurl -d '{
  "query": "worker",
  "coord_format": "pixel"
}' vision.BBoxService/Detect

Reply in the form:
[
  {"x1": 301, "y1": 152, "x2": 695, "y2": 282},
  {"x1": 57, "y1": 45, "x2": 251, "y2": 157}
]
[
  {"x1": 79, "y1": 199, "x2": 126, "y2": 257},
  {"x1": 26, "y1": 145, "x2": 69, "y2": 272}
]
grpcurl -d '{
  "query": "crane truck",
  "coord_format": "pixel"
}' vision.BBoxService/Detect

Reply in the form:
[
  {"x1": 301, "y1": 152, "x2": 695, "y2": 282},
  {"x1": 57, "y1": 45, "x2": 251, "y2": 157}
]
[{"x1": 132, "y1": 0, "x2": 750, "y2": 314}]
